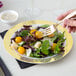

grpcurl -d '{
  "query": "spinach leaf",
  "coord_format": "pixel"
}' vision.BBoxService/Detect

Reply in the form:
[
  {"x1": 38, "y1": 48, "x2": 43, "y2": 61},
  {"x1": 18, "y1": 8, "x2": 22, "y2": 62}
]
[
  {"x1": 54, "y1": 38, "x2": 66, "y2": 54},
  {"x1": 30, "y1": 48, "x2": 41, "y2": 58},
  {"x1": 49, "y1": 53, "x2": 54, "y2": 56},
  {"x1": 40, "y1": 24, "x2": 50, "y2": 28},
  {"x1": 41, "y1": 40, "x2": 50, "y2": 55},
  {"x1": 20, "y1": 30, "x2": 29, "y2": 37},
  {"x1": 30, "y1": 53, "x2": 34, "y2": 57},
  {"x1": 30, "y1": 42, "x2": 36, "y2": 46},
  {"x1": 54, "y1": 45, "x2": 60, "y2": 54},
  {"x1": 50, "y1": 32, "x2": 65, "y2": 43},
  {"x1": 50, "y1": 36, "x2": 58, "y2": 42},
  {"x1": 33, "y1": 53, "x2": 41, "y2": 58},
  {"x1": 58, "y1": 32, "x2": 65, "y2": 40},
  {"x1": 57, "y1": 39, "x2": 66, "y2": 46}
]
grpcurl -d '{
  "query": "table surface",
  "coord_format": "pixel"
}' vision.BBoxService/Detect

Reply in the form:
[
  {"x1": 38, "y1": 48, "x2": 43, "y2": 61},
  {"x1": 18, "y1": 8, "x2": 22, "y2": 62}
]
[{"x1": 0, "y1": 0, "x2": 76, "y2": 76}]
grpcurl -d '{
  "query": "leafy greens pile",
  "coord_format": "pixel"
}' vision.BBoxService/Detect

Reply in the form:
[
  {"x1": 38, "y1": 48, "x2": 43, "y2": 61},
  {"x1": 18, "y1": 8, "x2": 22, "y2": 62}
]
[{"x1": 11, "y1": 24, "x2": 66, "y2": 58}]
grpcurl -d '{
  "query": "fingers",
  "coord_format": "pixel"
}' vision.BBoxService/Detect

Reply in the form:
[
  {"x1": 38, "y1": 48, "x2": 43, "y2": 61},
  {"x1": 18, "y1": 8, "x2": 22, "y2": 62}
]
[
  {"x1": 63, "y1": 19, "x2": 76, "y2": 33},
  {"x1": 63, "y1": 19, "x2": 76, "y2": 27},
  {"x1": 57, "y1": 9, "x2": 76, "y2": 33},
  {"x1": 73, "y1": 27, "x2": 75, "y2": 32},
  {"x1": 68, "y1": 27, "x2": 72, "y2": 33},
  {"x1": 57, "y1": 9, "x2": 75, "y2": 21},
  {"x1": 73, "y1": 27, "x2": 76, "y2": 32},
  {"x1": 63, "y1": 19, "x2": 67, "y2": 28},
  {"x1": 67, "y1": 26, "x2": 76, "y2": 33}
]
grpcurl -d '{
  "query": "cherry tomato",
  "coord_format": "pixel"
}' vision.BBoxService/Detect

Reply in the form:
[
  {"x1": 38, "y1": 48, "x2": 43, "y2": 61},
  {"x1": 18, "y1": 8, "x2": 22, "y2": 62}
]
[
  {"x1": 18, "y1": 46, "x2": 26, "y2": 54},
  {"x1": 48, "y1": 34, "x2": 55, "y2": 37},
  {"x1": 35, "y1": 31, "x2": 43, "y2": 39},
  {"x1": 51, "y1": 43, "x2": 57, "y2": 50},
  {"x1": 15, "y1": 37, "x2": 22, "y2": 43},
  {"x1": 30, "y1": 29, "x2": 37, "y2": 36}
]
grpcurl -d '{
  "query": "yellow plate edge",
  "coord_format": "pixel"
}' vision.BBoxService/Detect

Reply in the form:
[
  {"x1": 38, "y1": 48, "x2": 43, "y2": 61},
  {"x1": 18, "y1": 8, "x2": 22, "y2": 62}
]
[{"x1": 3, "y1": 20, "x2": 73, "y2": 63}]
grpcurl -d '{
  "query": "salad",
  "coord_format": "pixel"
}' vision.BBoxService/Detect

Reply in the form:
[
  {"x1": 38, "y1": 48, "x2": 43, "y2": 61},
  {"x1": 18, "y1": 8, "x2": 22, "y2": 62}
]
[{"x1": 10, "y1": 24, "x2": 66, "y2": 58}]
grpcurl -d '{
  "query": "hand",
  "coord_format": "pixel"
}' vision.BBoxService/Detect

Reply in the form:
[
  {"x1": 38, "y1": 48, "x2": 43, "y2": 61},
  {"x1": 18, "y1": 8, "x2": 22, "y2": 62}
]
[{"x1": 57, "y1": 9, "x2": 76, "y2": 33}]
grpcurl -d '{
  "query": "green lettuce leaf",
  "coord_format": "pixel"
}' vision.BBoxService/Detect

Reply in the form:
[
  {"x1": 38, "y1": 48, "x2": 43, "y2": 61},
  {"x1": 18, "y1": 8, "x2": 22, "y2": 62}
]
[
  {"x1": 20, "y1": 30, "x2": 29, "y2": 37},
  {"x1": 41, "y1": 40, "x2": 50, "y2": 55},
  {"x1": 40, "y1": 24, "x2": 50, "y2": 28}
]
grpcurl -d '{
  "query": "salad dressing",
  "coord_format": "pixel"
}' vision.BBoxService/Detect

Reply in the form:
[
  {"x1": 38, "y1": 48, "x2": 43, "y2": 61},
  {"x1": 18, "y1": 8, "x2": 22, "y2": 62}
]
[{"x1": 1, "y1": 12, "x2": 17, "y2": 21}]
